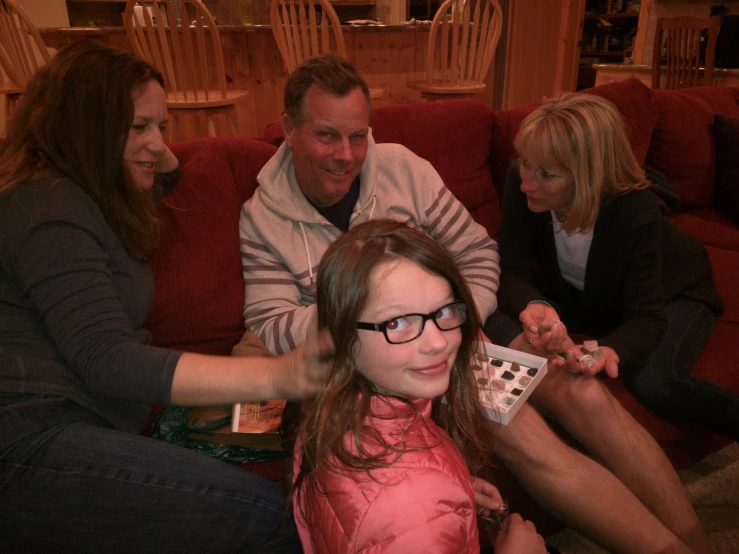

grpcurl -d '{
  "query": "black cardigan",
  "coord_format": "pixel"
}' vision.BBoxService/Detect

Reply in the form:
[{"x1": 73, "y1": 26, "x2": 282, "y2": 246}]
[{"x1": 497, "y1": 166, "x2": 724, "y2": 366}]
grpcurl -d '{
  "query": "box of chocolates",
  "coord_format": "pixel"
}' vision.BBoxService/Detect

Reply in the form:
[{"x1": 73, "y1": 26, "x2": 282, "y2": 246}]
[{"x1": 474, "y1": 343, "x2": 548, "y2": 425}]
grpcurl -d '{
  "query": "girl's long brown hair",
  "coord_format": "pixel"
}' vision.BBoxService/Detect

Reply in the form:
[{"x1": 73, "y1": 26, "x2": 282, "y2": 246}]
[
  {"x1": 0, "y1": 39, "x2": 166, "y2": 258},
  {"x1": 289, "y1": 219, "x2": 497, "y2": 512}
]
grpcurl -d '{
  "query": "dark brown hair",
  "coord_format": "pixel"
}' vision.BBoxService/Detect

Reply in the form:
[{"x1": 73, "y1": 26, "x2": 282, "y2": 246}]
[
  {"x1": 290, "y1": 219, "x2": 496, "y2": 511},
  {"x1": 0, "y1": 39, "x2": 166, "y2": 258},
  {"x1": 283, "y1": 54, "x2": 370, "y2": 126}
]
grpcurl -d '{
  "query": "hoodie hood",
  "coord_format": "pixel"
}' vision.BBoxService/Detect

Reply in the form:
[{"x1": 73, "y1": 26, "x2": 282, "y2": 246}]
[{"x1": 254, "y1": 129, "x2": 380, "y2": 224}]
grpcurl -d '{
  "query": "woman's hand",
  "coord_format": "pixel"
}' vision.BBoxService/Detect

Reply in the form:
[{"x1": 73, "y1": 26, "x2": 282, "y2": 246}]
[
  {"x1": 519, "y1": 302, "x2": 568, "y2": 353},
  {"x1": 269, "y1": 329, "x2": 335, "y2": 399},
  {"x1": 563, "y1": 344, "x2": 619, "y2": 378},
  {"x1": 494, "y1": 513, "x2": 548, "y2": 554},
  {"x1": 471, "y1": 476, "x2": 504, "y2": 517},
  {"x1": 155, "y1": 144, "x2": 179, "y2": 174}
]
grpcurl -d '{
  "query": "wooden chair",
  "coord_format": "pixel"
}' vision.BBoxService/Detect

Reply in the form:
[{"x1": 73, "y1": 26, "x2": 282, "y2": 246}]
[
  {"x1": 270, "y1": 0, "x2": 383, "y2": 100},
  {"x1": 124, "y1": 0, "x2": 249, "y2": 142},
  {"x1": 652, "y1": 16, "x2": 719, "y2": 89},
  {"x1": 0, "y1": 0, "x2": 51, "y2": 128},
  {"x1": 408, "y1": 0, "x2": 503, "y2": 101}
]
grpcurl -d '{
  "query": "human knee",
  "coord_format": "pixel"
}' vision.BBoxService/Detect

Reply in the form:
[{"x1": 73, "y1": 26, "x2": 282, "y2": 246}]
[{"x1": 549, "y1": 374, "x2": 613, "y2": 420}]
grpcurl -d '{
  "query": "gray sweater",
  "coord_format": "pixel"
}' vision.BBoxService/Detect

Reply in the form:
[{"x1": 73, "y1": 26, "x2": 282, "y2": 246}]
[{"x1": 0, "y1": 177, "x2": 182, "y2": 433}]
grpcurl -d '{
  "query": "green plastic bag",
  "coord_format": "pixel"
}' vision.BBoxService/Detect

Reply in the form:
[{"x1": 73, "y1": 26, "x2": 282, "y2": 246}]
[{"x1": 150, "y1": 405, "x2": 287, "y2": 463}]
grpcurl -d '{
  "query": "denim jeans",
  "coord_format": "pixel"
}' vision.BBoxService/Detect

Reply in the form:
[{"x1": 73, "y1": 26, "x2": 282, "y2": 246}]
[
  {"x1": 0, "y1": 395, "x2": 302, "y2": 553},
  {"x1": 620, "y1": 298, "x2": 739, "y2": 441}
]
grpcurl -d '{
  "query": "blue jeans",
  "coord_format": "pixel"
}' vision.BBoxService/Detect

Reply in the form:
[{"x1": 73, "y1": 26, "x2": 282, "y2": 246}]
[
  {"x1": 620, "y1": 299, "x2": 739, "y2": 441},
  {"x1": 0, "y1": 395, "x2": 302, "y2": 552}
]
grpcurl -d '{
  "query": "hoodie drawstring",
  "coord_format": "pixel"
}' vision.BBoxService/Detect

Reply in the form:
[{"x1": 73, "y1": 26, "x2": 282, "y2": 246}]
[
  {"x1": 299, "y1": 221, "x2": 314, "y2": 284},
  {"x1": 368, "y1": 196, "x2": 377, "y2": 220}
]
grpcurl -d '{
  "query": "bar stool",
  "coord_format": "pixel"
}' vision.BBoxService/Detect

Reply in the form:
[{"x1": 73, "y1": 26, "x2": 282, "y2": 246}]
[
  {"x1": 652, "y1": 15, "x2": 719, "y2": 89},
  {"x1": 124, "y1": 0, "x2": 249, "y2": 142},
  {"x1": 0, "y1": 0, "x2": 51, "y2": 129},
  {"x1": 270, "y1": 0, "x2": 383, "y2": 100},
  {"x1": 408, "y1": 0, "x2": 502, "y2": 101}
]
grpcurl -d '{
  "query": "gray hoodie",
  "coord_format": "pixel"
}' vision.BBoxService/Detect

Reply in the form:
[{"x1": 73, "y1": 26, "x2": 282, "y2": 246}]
[{"x1": 239, "y1": 132, "x2": 500, "y2": 355}]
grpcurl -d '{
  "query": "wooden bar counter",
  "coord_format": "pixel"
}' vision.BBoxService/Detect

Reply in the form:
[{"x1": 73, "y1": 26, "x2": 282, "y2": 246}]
[
  {"x1": 41, "y1": 24, "x2": 497, "y2": 141},
  {"x1": 593, "y1": 63, "x2": 739, "y2": 89}
]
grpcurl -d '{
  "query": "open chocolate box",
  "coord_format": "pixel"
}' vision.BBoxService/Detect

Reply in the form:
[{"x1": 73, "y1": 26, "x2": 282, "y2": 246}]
[{"x1": 474, "y1": 343, "x2": 548, "y2": 425}]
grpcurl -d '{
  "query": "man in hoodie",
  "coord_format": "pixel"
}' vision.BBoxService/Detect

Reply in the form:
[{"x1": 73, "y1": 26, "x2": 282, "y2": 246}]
[
  {"x1": 238, "y1": 55, "x2": 509, "y2": 356},
  {"x1": 236, "y1": 55, "x2": 706, "y2": 553}
]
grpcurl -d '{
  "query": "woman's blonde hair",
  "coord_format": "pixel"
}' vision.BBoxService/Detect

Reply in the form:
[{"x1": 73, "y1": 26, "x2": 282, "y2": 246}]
[{"x1": 514, "y1": 93, "x2": 648, "y2": 233}]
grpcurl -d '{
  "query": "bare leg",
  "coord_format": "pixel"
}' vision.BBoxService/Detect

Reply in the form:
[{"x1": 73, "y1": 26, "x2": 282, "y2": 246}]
[
  {"x1": 494, "y1": 403, "x2": 694, "y2": 554},
  {"x1": 529, "y1": 363, "x2": 712, "y2": 553}
]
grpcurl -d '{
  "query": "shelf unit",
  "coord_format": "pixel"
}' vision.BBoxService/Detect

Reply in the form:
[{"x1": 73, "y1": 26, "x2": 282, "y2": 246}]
[{"x1": 581, "y1": 3, "x2": 651, "y2": 59}]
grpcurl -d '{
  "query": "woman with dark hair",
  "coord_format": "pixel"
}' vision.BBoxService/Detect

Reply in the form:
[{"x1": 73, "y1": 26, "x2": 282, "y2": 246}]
[
  {"x1": 290, "y1": 219, "x2": 547, "y2": 553},
  {"x1": 0, "y1": 40, "x2": 332, "y2": 551}
]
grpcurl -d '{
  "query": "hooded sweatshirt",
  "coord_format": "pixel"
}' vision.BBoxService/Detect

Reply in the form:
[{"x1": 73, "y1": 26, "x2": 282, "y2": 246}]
[{"x1": 239, "y1": 132, "x2": 500, "y2": 354}]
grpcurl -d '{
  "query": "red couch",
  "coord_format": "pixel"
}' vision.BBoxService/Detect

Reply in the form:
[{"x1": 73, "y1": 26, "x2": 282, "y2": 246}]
[{"x1": 145, "y1": 78, "x2": 739, "y2": 532}]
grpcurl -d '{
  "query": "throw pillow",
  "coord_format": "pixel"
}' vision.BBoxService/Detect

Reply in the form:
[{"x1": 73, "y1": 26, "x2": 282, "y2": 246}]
[
  {"x1": 647, "y1": 87, "x2": 739, "y2": 207},
  {"x1": 713, "y1": 113, "x2": 739, "y2": 224}
]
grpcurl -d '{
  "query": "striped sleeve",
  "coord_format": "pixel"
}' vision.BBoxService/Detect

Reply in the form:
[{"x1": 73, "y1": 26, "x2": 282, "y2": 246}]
[
  {"x1": 239, "y1": 209, "x2": 317, "y2": 355},
  {"x1": 421, "y1": 168, "x2": 500, "y2": 323}
]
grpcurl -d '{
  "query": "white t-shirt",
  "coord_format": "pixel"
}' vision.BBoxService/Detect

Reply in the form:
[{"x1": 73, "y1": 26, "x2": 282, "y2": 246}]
[{"x1": 551, "y1": 211, "x2": 593, "y2": 291}]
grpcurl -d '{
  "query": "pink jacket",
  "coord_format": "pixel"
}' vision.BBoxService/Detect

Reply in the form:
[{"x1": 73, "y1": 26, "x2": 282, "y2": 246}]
[{"x1": 294, "y1": 395, "x2": 480, "y2": 554}]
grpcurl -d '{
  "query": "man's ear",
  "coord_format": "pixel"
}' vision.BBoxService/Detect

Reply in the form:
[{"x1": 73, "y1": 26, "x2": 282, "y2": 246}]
[{"x1": 282, "y1": 113, "x2": 295, "y2": 148}]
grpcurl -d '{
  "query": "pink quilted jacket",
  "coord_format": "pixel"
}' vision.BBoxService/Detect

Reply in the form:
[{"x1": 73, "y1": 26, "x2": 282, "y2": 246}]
[{"x1": 293, "y1": 395, "x2": 480, "y2": 554}]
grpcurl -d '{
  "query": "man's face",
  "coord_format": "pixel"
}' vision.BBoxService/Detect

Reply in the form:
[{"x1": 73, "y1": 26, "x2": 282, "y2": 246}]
[{"x1": 282, "y1": 85, "x2": 370, "y2": 207}]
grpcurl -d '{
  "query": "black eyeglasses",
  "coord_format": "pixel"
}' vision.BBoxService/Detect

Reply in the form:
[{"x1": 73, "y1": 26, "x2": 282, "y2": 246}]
[{"x1": 357, "y1": 301, "x2": 468, "y2": 344}]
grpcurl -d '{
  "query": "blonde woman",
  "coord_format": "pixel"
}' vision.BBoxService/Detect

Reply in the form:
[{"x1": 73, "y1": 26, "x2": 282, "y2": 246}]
[{"x1": 498, "y1": 92, "x2": 737, "y2": 442}]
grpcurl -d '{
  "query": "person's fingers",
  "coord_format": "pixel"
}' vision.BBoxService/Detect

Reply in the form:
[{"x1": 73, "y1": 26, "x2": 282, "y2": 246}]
[
  {"x1": 472, "y1": 477, "x2": 503, "y2": 511},
  {"x1": 313, "y1": 328, "x2": 335, "y2": 360},
  {"x1": 605, "y1": 358, "x2": 619, "y2": 378},
  {"x1": 564, "y1": 349, "x2": 585, "y2": 374},
  {"x1": 523, "y1": 518, "x2": 537, "y2": 532},
  {"x1": 548, "y1": 357, "x2": 565, "y2": 369}
]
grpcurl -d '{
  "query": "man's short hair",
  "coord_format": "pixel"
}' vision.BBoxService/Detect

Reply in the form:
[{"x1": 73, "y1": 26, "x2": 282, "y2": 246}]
[{"x1": 284, "y1": 55, "x2": 371, "y2": 126}]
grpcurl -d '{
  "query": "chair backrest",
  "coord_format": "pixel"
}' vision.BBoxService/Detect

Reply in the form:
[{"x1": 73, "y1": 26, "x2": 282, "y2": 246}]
[
  {"x1": 123, "y1": 0, "x2": 228, "y2": 102},
  {"x1": 270, "y1": 0, "x2": 347, "y2": 73},
  {"x1": 425, "y1": 0, "x2": 503, "y2": 85},
  {"x1": 652, "y1": 15, "x2": 718, "y2": 89},
  {"x1": 0, "y1": 0, "x2": 50, "y2": 90}
]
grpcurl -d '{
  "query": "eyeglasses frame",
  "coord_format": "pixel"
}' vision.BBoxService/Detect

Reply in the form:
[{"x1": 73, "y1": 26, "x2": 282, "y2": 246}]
[{"x1": 356, "y1": 300, "x2": 468, "y2": 345}]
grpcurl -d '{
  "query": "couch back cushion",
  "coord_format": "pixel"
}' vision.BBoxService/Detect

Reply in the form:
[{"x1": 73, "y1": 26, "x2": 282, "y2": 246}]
[
  {"x1": 145, "y1": 137, "x2": 277, "y2": 355},
  {"x1": 646, "y1": 86, "x2": 739, "y2": 207},
  {"x1": 370, "y1": 99, "x2": 500, "y2": 238},
  {"x1": 264, "y1": 99, "x2": 501, "y2": 238},
  {"x1": 489, "y1": 78, "x2": 660, "y2": 201}
]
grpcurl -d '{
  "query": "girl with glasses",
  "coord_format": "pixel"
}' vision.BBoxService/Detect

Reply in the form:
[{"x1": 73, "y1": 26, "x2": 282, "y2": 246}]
[{"x1": 289, "y1": 219, "x2": 547, "y2": 553}]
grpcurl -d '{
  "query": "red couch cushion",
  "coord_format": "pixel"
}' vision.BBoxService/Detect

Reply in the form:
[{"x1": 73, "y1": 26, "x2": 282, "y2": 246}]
[
  {"x1": 370, "y1": 98, "x2": 500, "y2": 238},
  {"x1": 146, "y1": 137, "x2": 278, "y2": 354},
  {"x1": 490, "y1": 78, "x2": 660, "y2": 201},
  {"x1": 670, "y1": 207, "x2": 739, "y2": 251},
  {"x1": 646, "y1": 86, "x2": 739, "y2": 207}
]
